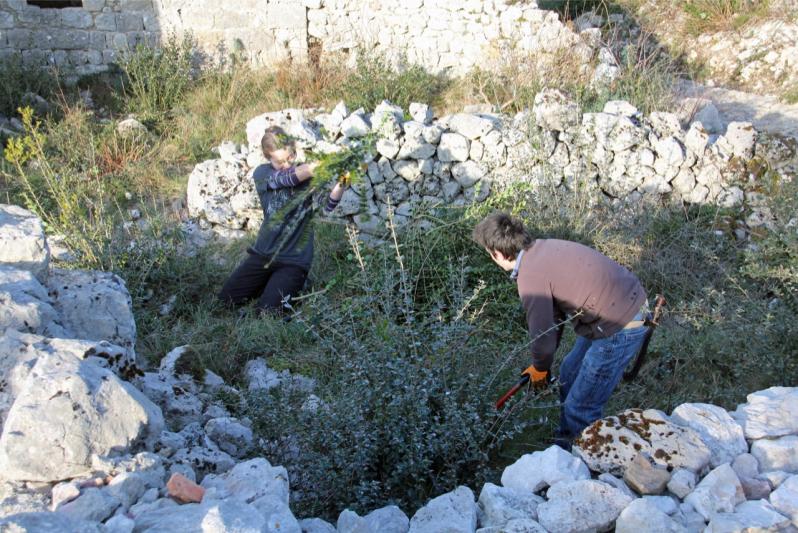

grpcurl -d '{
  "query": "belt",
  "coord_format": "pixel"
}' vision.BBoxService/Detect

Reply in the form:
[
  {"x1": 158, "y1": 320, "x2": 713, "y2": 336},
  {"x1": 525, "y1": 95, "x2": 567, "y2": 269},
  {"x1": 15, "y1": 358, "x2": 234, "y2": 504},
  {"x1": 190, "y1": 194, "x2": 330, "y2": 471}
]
[{"x1": 623, "y1": 299, "x2": 650, "y2": 329}]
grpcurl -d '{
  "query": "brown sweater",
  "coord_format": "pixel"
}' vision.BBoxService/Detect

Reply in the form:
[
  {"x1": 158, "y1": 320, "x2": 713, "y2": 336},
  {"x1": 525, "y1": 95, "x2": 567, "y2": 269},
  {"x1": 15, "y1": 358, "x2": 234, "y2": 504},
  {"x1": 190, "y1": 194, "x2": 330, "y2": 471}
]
[{"x1": 516, "y1": 239, "x2": 646, "y2": 371}]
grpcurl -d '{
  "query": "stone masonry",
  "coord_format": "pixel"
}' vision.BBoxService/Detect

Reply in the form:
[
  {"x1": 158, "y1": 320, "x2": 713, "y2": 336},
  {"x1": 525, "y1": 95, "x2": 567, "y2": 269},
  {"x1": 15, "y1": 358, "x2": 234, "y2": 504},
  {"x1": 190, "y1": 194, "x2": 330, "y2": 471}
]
[{"x1": 0, "y1": 0, "x2": 598, "y2": 78}]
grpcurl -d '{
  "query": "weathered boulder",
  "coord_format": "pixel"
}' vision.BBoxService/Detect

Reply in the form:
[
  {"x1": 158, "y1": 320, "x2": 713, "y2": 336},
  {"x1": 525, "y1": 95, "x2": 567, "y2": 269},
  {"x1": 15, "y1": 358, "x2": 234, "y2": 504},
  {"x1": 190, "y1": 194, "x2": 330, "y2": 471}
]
[
  {"x1": 56, "y1": 487, "x2": 120, "y2": 522},
  {"x1": 477, "y1": 519, "x2": 547, "y2": 533},
  {"x1": 478, "y1": 482, "x2": 543, "y2": 527},
  {"x1": 138, "y1": 372, "x2": 203, "y2": 429},
  {"x1": 0, "y1": 511, "x2": 104, "y2": 532},
  {"x1": 0, "y1": 350, "x2": 163, "y2": 482},
  {"x1": 537, "y1": 480, "x2": 633, "y2": 533},
  {"x1": 704, "y1": 499, "x2": 792, "y2": 533},
  {"x1": 298, "y1": 517, "x2": 336, "y2": 533},
  {"x1": 0, "y1": 266, "x2": 65, "y2": 337},
  {"x1": 117, "y1": 118, "x2": 148, "y2": 138},
  {"x1": 0, "y1": 481, "x2": 49, "y2": 519},
  {"x1": 200, "y1": 458, "x2": 289, "y2": 506},
  {"x1": 448, "y1": 113, "x2": 495, "y2": 140},
  {"x1": 751, "y1": 435, "x2": 798, "y2": 473},
  {"x1": 684, "y1": 464, "x2": 746, "y2": 520},
  {"x1": 573, "y1": 409, "x2": 712, "y2": 476},
  {"x1": 133, "y1": 499, "x2": 266, "y2": 532},
  {"x1": 0, "y1": 204, "x2": 50, "y2": 282},
  {"x1": 246, "y1": 108, "x2": 320, "y2": 151},
  {"x1": 769, "y1": 474, "x2": 798, "y2": 521},
  {"x1": 731, "y1": 387, "x2": 798, "y2": 439},
  {"x1": 667, "y1": 468, "x2": 698, "y2": 500},
  {"x1": 48, "y1": 268, "x2": 137, "y2": 353},
  {"x1": 170, "y1": 445, "x2": 235, "y2": 483},
  {"x1": 337, "y1": 505, "x2": 409, "y2": 533},
  {"x1": 623, "y1": 453, "x2": 671, "y2": 495},
  {"x1": 408, "y1": 486, "x2": 477, "y2": 533},
  {"x1": 186, "y1": 158, "x2": 257, "y2": 230},
  {"x1": 670, "y1": 403, "x2": 748, "y2": 468},
  {"x1": 204, "y1": 417, "x2": 253, "y2": 458},
  {"x1": 501, "y1": 445, "x2": 590, "y2": 493},
  {"x1": 533, "y1": 89, "x2": 580, "y2": 132},
  {"x1": 615, "y1": 498, "x2": 686, "y2": 533},
  {"x1": 437, "y1": 133, "x2": 470, "y2": 162}
]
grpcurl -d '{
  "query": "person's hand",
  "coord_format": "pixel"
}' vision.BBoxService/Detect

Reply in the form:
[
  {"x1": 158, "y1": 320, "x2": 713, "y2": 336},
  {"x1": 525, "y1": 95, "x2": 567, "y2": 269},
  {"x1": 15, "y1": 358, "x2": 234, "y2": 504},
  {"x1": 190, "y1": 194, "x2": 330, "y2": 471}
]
[{"x1": 522, "y1": 364, "x2": 551, "y2": 391}]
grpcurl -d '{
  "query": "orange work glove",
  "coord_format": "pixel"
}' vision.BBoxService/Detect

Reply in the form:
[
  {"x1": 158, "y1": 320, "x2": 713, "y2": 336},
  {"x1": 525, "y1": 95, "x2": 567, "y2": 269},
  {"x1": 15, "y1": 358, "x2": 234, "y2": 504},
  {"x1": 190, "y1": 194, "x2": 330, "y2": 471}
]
[{"x1": 522, "y1": 364, "x2": 551, "y2": 391}]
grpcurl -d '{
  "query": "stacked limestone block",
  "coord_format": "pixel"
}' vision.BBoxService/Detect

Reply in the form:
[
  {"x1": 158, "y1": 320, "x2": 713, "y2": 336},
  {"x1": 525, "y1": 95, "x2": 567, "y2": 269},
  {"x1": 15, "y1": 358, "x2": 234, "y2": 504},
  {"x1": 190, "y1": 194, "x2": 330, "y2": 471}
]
[
  {"x1": 0, "y1": 0, "x2": 158, "y2": 77},
  {"x1": 186, "y1": 91, "x2": 794, "y2": 240}
]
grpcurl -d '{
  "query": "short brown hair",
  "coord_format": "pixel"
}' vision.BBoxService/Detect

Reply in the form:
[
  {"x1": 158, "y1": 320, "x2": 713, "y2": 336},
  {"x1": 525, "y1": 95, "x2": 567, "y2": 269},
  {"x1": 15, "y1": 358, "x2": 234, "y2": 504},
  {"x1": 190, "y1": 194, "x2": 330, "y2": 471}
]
[
  {"x1": 261, "y1": 126, "x2": 296, "y2": 158},
  {"x1": 472, "y1": 212, "x2": 532, "y2": 259}
]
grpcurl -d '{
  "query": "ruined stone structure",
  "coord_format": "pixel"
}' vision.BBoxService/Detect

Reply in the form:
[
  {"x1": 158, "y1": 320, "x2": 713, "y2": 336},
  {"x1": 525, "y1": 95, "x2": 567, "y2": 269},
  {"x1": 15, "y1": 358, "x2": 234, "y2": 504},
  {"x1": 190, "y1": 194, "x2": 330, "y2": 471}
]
[{"x1": 0, "y1": 0, "x2": 594, "y2": 78}]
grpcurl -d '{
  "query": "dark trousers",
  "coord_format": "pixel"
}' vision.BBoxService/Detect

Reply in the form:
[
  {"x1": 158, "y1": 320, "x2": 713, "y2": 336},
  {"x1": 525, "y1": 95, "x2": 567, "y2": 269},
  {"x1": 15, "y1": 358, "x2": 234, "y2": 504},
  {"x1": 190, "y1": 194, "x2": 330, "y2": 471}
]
[{"x1": 218, "y1": 252, "x2": 308, "y2": 314}]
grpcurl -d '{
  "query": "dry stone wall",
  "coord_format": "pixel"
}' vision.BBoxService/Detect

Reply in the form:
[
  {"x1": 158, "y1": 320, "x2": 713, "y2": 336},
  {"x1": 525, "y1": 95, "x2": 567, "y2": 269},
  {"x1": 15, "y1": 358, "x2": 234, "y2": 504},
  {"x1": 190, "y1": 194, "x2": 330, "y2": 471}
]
[
  {"x1": 186, "y1": 90, "x2": 796, "y2": 241},
  {"x1": 0, "y1": 0, "x2": 599, "y2": 78}
]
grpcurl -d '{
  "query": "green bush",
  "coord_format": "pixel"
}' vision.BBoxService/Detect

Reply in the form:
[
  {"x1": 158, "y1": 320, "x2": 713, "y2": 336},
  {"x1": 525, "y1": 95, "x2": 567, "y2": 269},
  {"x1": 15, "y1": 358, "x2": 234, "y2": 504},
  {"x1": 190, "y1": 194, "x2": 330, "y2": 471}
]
[
  {"x1": 0, "y1": 53, "x2": 58, "y2": 117},
  {"x1": 330, "y1": 51, "x2": 450, "y2": 111},
  {"x1": 243, "y1": 219, "x2": 532, "y2": 519},
  {"x1": 119, "y1": 33, "x2": 196, "y2": 122}
]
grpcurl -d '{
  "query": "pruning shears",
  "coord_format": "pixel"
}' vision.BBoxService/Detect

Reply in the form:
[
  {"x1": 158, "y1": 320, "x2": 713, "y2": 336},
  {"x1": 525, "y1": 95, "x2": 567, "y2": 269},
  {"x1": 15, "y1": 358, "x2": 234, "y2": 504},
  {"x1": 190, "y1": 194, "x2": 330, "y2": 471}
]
[{"x1": 495, "y1": 373, "x2": 558, "y2": 410}]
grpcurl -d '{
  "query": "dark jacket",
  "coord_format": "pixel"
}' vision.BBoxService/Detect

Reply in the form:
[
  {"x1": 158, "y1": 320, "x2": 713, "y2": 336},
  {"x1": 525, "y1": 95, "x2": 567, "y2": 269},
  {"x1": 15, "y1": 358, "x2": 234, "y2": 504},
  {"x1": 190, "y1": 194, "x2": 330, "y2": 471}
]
[{"x1": 249, "y1": 163, "x2": 338, "y2": 270}]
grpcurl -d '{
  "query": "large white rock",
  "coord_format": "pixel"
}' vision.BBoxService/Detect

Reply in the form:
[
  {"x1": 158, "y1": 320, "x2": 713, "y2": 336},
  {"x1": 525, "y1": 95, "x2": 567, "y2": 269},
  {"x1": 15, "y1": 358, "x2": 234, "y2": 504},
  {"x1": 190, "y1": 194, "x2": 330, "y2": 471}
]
[
  {"x1": 337, "y1": 505, "x2": 409, "y2": 533},
  {"x1": 246, "y1": 108, "x2": 320, "y2": 151},
  {"x1": 201, "y1": 458, "x2": 289, "y2": 506},
  {"x1": 0, "y1": 350, "x2": 163, "y2": 482},
  {"x1": 533, "y1": 89, "x2": 580, "y2": 131},
  {"x1": 298, "y1": 517, "x2": 336, "y2": 533},
  {"x1": 0, "y1": 329, "x2": 138, "y2": 429},
  {"x1": 478, "y1": 482, "x2": 544, "y2": 527},
  {"x1": 437, "y1": 133, "x2": 470, "y2": 162},
  {"x1": 186, "y1": 158, "x2": 256, "y2": 229},
  {"x1": 397, "y1": 138, "x2": 437, "y2": 160},
  {"x1": 684, "y1": 464, "x2": 746, "y2": 520},
  {"x1": 721, "y1": 122, "x2": 756, "y2": 158},
  {"x1": 477, "y1": 519, "x2": 546, "y2": 533},
  {"x1": 408, "y1": 486, "x2": 477, "y2": 533},
  {"x1": 133, "y1": 499, "x2": 266, "y2": 532},
  {"x1": 0, "y1": 511, "x2": 104, "y2": 532},
  {"x1": 537, "y1": 480, "x2": 633, "y2": 533},
  {"x1": 204, "y1": 417, "x2": 253, "y2": 458},
  {"x1": 732, "y1": 387, "x2": 798, "y2": 439},
  {"x1": 769, "y1": 474, "x2": 798, "y2": 521},
  {"x1": 615, "y1": 498, "x2": 686, "y2": 533},
  {"x1": 573, "y1": 409, "x2": 712, "y2": 476},
  {"x1": 0, "y1": 204, "x2": 50, "y2": 282},
  {"x1": 409, "y1": 103, "x2": 433, "y2": 124},
  {"x1": 48, "y1": 268, "x2": 137, "y2": 353},
  {"x1": 582, "y1": 113, "x2": 646, "y2": 152},
  {"x1": 0, "y1": 266, "x2": 65, "y2": 337},
  {"x1": 501, "y1": 445, "x2": 590, "y2": 493},
  {"x1": 705, "y1": 499, "x2": 792, "y2": 533},
  {"x1": 340, "y1": 112, "x2": 372, "y2": 138},
  {"x1": 670, "y1": 403, "x2": 748, "y2": 468},
  {"x1": 451, "y1": 161, "x2": 486, "y2": 188},
  {"x1": 751, "y1": 435, "x2": 798, "y2": 473},
  {"x1": 448, "y1": 113, "x2": 495, "y2": 140}
]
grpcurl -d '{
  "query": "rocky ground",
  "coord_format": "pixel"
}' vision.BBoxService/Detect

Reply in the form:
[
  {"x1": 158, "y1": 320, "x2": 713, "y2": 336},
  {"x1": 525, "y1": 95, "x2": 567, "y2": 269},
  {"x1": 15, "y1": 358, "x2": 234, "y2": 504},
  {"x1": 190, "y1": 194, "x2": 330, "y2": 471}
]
[{"x1": 2, "y1": 202, "x2": 798, "y2": 532}]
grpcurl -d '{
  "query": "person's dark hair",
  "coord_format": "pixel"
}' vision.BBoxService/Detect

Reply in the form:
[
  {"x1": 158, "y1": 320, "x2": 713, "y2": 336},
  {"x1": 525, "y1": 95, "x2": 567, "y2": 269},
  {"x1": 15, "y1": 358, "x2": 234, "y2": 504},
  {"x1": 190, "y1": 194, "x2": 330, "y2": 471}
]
[
  {"x1": 472, "y1": 212, "x2": 532, "y2": 259},
  {"x1": 261, "y1": 126, "x2": 297, "y2": 158}
]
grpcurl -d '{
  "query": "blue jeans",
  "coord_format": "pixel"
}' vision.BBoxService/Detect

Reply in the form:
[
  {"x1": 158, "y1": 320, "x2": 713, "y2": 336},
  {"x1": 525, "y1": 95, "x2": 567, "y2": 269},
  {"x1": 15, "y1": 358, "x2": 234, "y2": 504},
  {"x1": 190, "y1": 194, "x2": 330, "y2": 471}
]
[{"x1": 557, "y1": 325, "x2": 649, "y2": 440}]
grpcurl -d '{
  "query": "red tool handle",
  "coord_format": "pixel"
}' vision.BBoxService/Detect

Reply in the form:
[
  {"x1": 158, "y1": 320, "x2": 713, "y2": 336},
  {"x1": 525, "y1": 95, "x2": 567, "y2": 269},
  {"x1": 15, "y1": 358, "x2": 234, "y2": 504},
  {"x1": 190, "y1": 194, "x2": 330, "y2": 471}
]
[{"x1": 495, "y1": 375, "x2": 530, "y2": 409}]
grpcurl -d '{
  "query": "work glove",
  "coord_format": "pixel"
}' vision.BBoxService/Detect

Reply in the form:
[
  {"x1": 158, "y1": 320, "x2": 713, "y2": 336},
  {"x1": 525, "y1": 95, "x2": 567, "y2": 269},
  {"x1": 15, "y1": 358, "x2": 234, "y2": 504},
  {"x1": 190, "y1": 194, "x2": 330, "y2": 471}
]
[
  {"x1": 338, "y1": 171, "x2": 352, "y2": 187},
  {"x1": 522, "y1": 364, "x2": 551, "y2": 391}
]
